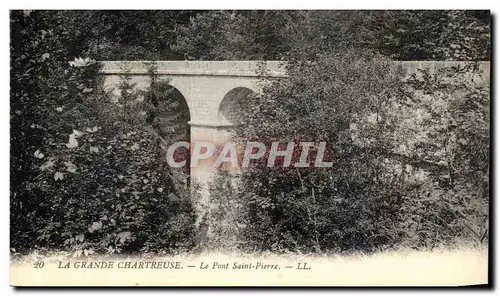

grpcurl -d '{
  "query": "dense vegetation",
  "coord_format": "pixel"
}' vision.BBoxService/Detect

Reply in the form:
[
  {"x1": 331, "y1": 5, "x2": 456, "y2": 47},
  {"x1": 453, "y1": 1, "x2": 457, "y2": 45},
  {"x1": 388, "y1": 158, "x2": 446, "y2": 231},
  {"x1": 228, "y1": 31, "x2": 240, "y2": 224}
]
[
  {"x1": 10, "y1": 10, "x2": 490, "y2": 255},
  {"x1": 225, "y1": 52, "x2": 490, "y2": 253}
]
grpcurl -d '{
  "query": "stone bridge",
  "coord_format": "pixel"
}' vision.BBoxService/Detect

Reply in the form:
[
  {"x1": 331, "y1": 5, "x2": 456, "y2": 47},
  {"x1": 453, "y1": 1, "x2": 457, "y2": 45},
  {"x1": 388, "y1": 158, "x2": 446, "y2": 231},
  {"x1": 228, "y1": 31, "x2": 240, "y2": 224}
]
[{"x1": 101, "y1": 61, "x2": 285, "y2": 125}]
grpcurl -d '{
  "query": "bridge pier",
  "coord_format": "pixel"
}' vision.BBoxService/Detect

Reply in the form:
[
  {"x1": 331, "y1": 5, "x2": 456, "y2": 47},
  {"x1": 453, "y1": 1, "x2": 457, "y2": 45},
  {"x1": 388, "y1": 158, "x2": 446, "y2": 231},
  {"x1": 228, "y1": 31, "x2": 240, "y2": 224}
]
[{"x1": 188, "y1": 122, "x2": 237, "y2": 249}]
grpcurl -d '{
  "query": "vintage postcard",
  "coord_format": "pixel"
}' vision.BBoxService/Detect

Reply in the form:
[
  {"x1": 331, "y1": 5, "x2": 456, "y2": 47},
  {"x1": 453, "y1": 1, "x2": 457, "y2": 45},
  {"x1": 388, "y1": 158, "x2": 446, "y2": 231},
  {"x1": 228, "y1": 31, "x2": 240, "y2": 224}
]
[{"x1": 10, "y1": 9, "x2": 490, "y2": 286}]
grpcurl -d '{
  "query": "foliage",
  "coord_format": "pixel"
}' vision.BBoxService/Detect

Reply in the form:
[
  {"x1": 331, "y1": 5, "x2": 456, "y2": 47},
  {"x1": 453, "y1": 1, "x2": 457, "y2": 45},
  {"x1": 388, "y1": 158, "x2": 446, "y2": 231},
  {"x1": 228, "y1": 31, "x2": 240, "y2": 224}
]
[
  {"x1": 393, "y1": 63, "x2": 490, "y2": 246},
  {"x1": 10, "y1": 11, "x2": 196, "y2": 255},
  {"x1": 13, "y1": 10, "x2": 488, "y2": 62},
  {"x1": 77, "y1": 10, "x2": 200, "y2": 60},
  {"x1": 229, "y1": 51, "x2": 490, "y2": 253},
  {"x1": 370, "y1": 10, "x2": 491, "y2": 61},
  {"x1": 206, "y1": 172, "x2": 243, "y2": 252},
  {"x1": 173, "y1": 10, "x2": 490, "y2": 61},
  {"x1": 231, "y1": 50, "x2": 403, "y2": 252},
  {"x1": 173, "y1": 11, "x2": 297, "y2": 60}
]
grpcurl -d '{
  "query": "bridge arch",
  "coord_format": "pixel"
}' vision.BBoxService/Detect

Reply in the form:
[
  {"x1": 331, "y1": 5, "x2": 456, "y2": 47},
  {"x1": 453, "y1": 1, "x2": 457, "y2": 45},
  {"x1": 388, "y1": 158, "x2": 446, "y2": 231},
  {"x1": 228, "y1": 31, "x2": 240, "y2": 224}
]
[{"x1": 217, "y1": 87, "x2": 255, "y2": 125}]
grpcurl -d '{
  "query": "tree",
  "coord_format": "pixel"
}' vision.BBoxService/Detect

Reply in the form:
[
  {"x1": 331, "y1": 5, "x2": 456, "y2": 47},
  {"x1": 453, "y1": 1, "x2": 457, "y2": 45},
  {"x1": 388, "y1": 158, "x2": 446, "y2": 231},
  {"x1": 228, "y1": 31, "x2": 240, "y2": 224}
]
[
  {"x1": 10, "y1": 11, "x2": 197, "y2": 255},
  {"x1": 230, "y1": 54, "x2": 489, "y2": 253},
  {"x1": 395, "y1": 63, "x2": 490, "y2": 246},
  {"x1": 370, "y1": 10, "x2": 490, "y2": 61},
  {"x1": 173, "y1": 10, "x2": 490, "y2": 61},
  {"x1": 231, "y1": 50, "x2": 408, "y2": 252}
]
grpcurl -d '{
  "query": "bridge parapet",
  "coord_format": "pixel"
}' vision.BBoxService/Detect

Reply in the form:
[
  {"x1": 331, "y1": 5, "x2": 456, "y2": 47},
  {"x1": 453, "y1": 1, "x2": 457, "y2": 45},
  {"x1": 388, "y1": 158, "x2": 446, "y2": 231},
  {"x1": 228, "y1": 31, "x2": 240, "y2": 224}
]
[
  {"x1": 100, "y1": 61, "x2": 287, "y2": 77},
  {"x1": 99, "y1": 60, "x2": 489, "y2": 87}
]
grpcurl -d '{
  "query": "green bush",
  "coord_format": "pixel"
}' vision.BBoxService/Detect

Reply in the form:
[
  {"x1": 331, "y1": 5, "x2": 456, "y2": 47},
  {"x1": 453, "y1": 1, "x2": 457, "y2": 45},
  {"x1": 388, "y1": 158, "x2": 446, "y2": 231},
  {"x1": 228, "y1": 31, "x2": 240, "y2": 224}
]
[{"x1": 226, "y1": 51, "x2": 489, "y2": 253}]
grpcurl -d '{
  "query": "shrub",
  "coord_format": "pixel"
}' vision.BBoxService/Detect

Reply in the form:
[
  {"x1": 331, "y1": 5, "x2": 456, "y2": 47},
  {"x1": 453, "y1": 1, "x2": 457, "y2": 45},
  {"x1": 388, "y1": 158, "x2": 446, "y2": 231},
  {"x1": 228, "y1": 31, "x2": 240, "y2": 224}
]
[{"x1": 229, "y1": 51, "x2": 489, "y2": 253}]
